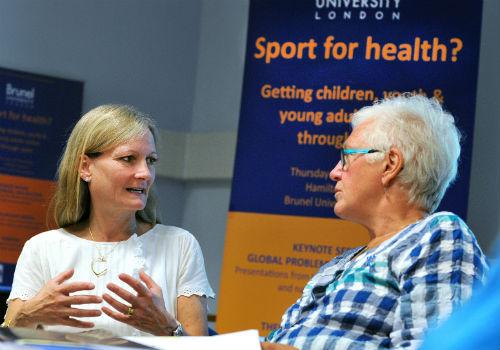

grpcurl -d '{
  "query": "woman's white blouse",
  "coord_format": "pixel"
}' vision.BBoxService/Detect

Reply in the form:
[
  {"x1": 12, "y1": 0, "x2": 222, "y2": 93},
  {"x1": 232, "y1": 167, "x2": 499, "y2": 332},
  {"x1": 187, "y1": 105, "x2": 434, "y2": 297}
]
[{"x1": 8, "y1": 224, "x2": 215, "y2": 336}]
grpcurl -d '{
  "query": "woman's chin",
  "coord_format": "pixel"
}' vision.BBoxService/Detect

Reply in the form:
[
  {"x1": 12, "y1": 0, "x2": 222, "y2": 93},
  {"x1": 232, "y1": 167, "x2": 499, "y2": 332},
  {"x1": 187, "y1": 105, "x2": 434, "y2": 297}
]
[
  {"x1": 334, "y1": 205, "x2": 352, "y2": 221},
  {"x1": 124, "y1": 200, "x2": 147, "y2": 212},
  {"x1": 333, "y1": 204, "x2": 343, "y2": 218}
]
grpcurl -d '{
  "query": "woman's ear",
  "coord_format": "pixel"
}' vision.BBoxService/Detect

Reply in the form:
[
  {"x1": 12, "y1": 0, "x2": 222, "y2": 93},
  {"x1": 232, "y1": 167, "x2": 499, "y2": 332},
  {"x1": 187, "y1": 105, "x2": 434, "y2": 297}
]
[
  {"x1": 381, "y1": 147, "x2": 404, "y2": 187},
  {"x1": 79, "y1": 155, "x2": 92, "y2": 182}
]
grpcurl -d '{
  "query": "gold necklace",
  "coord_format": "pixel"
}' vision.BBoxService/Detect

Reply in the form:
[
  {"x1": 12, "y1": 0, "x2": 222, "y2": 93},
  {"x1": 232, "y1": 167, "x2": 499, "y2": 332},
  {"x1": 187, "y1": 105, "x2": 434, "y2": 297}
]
[{"x1": 89, "y1": 226, "x2": 121, "y2": 277}]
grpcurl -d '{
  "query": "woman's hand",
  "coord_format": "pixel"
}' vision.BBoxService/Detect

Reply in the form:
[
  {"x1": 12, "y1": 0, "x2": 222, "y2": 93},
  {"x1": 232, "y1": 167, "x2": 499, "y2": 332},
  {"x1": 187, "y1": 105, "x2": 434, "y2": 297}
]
[
  {"x1": 102, "y1": 271, "x2": 178, "y2": 335},
  {"x1": 11, "y1": 269, "x2": 102, "y2": 328}
]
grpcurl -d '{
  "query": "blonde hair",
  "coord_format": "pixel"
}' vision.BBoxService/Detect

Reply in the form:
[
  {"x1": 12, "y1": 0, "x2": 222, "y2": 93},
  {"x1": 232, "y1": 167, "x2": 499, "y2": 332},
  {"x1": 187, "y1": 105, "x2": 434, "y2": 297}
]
[{"x1": 52, "y1": 104, "x2": 161, "y2": 227}]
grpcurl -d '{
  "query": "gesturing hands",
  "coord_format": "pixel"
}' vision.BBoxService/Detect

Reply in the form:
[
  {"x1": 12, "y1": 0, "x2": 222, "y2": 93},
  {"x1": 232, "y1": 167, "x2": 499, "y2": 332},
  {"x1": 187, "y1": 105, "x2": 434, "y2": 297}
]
[
  {"x1": 14, "y1": 269, "x2": 102, "y2": 328},
  {"x1": 102, "y1": 270, "x2": 179, "y2": 335}
]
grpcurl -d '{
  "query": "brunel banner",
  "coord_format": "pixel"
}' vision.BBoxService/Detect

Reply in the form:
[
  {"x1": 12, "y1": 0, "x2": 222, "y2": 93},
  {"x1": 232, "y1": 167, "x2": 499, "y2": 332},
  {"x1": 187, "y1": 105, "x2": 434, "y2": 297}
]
[{"x1": 0, "y1": 68, "x2": 83, "y2": 290}]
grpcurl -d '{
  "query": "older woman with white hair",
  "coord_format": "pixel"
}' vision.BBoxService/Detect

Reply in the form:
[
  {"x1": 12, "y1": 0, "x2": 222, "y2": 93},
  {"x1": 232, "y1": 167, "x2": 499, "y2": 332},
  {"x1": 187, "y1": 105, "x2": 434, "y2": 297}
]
[{"x1": 265, "y1": 95, "x2": 488, "y2": 350}]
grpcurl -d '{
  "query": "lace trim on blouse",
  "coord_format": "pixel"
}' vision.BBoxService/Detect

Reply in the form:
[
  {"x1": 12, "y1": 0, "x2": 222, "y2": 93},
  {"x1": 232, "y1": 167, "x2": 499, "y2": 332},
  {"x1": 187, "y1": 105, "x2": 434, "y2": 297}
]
[
  {"x1": 178, "y1": 287, "x2": 215, "y2": 299},
  {"x1": 6, "y1": 291, "x2": 33, "y2": 303},
  {"x1": 131, "y1": 234, "x2": 146, "y2": 276}
]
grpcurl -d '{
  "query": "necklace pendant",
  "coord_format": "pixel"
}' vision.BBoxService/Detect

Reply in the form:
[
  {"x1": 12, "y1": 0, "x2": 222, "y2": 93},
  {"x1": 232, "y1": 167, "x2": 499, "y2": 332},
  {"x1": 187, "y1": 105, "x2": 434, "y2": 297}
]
[{"x1": 91, "y1": 258, "x2": 108, "y2": 277}]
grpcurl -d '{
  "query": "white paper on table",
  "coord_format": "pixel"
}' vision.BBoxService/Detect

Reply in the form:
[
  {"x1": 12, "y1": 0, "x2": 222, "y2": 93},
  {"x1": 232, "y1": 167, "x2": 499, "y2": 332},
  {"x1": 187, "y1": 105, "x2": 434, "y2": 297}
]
[{"x1": 124, "y1": 329, "x2": 261, "y2": 350}]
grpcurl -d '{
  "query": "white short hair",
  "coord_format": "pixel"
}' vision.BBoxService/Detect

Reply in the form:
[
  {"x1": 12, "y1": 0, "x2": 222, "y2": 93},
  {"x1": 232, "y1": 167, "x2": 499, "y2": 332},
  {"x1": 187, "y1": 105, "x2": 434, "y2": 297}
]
[{"x1": 352, "y1": 94, "x2": 461, "y2": 213}]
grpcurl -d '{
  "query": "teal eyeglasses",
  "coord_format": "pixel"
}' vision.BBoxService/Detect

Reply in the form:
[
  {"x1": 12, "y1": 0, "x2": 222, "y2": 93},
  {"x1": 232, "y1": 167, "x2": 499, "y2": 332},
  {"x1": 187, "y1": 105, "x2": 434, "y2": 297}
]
[{"x1": 340, "y1": 148, "x2": 381, "y2": 170}]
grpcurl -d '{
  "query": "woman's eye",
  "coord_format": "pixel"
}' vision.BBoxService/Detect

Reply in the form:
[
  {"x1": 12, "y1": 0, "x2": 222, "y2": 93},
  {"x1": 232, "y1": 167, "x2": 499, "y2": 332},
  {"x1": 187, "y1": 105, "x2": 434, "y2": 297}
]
[
  {"x1": 121, "y1": 156, "x2": 133, "y2": 162},
  {"x1": 147, "y1": 157, "x2": 158, "y2": 165}
]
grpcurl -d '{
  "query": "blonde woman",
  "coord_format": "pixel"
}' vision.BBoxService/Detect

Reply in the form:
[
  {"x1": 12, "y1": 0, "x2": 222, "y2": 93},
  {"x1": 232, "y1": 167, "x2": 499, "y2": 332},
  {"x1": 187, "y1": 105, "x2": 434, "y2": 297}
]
[{"x1": 3, "y1": 105, "x2": 214, "y2": 336}]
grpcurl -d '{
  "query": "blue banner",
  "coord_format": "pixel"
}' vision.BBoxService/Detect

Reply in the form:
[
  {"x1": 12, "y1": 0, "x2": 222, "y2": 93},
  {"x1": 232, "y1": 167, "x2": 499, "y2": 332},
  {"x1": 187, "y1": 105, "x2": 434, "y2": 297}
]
[
  {"x1": 218, "y1": 0, "x2": 483, "y2": 334},
  {"x1": 230, "y1": 0, "x2": 481, "y2": 219},
  {"x1": 0, "y1": 68, "x2": 83, "y2": 180},
  {"x1": 0, "y1": 67, "x2": 83, "y2": 289}
]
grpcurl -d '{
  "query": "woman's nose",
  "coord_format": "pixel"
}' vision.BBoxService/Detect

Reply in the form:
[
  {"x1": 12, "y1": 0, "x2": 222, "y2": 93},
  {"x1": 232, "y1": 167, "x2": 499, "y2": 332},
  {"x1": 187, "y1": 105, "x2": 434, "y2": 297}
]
[
  {"x1": 135, "y1": 160, "x2": 153, "y2": 181},
  {"x1": 330, "y1": 161, "x2": 343, "y2": 181}
]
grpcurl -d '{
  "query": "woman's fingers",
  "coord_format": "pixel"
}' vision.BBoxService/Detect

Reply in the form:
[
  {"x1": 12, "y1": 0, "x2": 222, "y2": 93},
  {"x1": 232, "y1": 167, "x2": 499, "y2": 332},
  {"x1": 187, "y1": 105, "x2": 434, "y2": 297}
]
[
  {"x1": 61, "y1": 317, "x2": 96, "y2": 328},
  {"x1": 139, "y1": 270, "x2": 159, "y2": 290},
  {"x1": 65, "y1": 294, "x2": 102, "y2": 306},
  {"x1": 52, "y1": 269, "x2": 75, "y2": 284},
  {"x1": 59, "y1": 281, "x2": 96, "y2": 295},
  {"x1": 101, "y1": 306, "x2": 130, "y2": 323},
  {"x1": 118, "y1": 273, "x2": 148, "y2": 296},
  {"x1": 102, "y1": 293, "x2": 131, "y2": 314},
  {"x1": 106, "y1": 283, "x2": 137, "y2": 304},
  {"x1": 20, "y1": 270, "x2": 106, "y2": 329},
  {"x1": 65, "y1": 306, "x2": 102, "y2": 318}
]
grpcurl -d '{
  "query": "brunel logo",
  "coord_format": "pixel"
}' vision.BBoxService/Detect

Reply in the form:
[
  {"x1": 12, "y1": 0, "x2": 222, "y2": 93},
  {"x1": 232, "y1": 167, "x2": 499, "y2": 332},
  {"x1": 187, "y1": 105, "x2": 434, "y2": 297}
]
[
  {"x1": 314, "y1": 0, "x2": 402, "y2": 21},
  {"x1": 5, "y1": 83, "x2": 36, "y2": 108}
]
